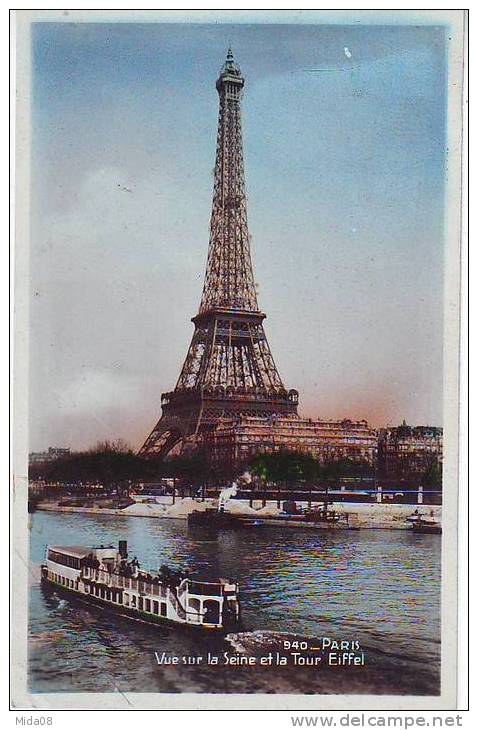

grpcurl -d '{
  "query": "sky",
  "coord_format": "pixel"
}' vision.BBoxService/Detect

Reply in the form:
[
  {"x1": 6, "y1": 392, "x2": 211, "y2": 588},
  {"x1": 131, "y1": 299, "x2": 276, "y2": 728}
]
[{"x1": 30, "y1": 21, "x2": 448, "y2": 452}]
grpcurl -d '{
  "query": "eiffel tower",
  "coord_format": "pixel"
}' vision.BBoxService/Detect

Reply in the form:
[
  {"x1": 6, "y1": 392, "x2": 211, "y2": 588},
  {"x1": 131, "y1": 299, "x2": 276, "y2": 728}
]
[{"x1": 140, "y1": 50, "x2": 299, "y2": 458}]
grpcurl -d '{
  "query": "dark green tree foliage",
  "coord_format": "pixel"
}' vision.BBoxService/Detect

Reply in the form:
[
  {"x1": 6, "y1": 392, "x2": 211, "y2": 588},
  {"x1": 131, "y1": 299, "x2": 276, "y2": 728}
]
[
  {"x1": 320, "y1": 458, "x2": 374, "y2": 485},
  {"x1": 29, "y1": 441, "x2": 150, "y2": 487},
  {"x1": 249, "y1": 450, "x2": 373, "y2": 486},
  {"x1": 29, "y1": 441, "x2": 211, "y2": 489},
  {"x1": 249, "y1": 451, "x2": 318, "y2": 484},
  {"x1": 421, "y1": 458, "x2": 443, "y2": 489},
  {"x1": 162, "y1": 450, "x2": 211, "y2": 485}
]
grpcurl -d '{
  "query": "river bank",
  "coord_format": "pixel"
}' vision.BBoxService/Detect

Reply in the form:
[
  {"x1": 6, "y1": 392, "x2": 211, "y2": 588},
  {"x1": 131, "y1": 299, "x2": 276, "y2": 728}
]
[{"x1": 35, "y1": 497, "x2": 441, "y2": 530}]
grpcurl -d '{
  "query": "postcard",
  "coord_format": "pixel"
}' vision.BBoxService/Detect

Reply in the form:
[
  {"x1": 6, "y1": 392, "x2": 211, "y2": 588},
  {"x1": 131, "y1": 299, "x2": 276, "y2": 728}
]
[{"x1": 11, "y1": 9, "x2": 466, "y2": 711}]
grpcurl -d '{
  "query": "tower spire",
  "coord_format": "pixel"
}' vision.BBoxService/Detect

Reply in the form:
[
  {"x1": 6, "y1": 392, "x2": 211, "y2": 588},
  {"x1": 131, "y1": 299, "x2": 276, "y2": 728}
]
[{"x1": 223, "y1": 47, "x2": 239, "y2": 74}]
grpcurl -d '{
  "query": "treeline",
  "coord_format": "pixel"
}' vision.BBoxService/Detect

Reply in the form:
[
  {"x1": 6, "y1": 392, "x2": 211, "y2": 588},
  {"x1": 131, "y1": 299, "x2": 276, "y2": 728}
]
[
  {"x1": 29, "y1": 440, "x2": 210, "y2": 488},
  {"x1": 248, "y1": 451, "x2": 441, "y2": 490},
  {"x1": 30, "y1": 441, "x2": 375, "y2": 489},
  {"x1": 29, "y1": 441, "x2": 442, "y2": 489}
]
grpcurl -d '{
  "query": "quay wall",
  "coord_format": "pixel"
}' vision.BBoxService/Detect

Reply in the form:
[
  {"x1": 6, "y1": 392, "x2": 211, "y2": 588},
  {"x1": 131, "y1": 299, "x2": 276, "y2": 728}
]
[{"x1": 35, "y1": 498, "x2": 441, "y2": 530}]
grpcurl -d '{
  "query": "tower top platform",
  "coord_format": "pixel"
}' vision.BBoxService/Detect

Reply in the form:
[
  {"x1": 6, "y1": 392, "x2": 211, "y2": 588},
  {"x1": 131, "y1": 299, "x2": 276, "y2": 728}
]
[{"x1": 216, "y1": 48, "x2": 244, "y2": 90}]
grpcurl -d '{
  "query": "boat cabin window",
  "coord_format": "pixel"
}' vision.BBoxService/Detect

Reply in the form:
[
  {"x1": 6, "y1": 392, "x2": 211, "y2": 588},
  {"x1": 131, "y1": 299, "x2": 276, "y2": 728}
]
[
  {"x1": 189, "y1": 581, "x2": 222, "y2": 597},
  {"x1": 48, "y1": 549, "x2": 82, "y2": 570}
]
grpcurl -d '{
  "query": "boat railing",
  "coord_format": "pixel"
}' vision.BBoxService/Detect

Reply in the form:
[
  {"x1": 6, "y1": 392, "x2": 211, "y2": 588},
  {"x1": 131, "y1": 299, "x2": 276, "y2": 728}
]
[
  {"x1": 81, "y1": 567, "x2": 237, "y2": 602},
  {"x1": 81, "y1": 567, "x2": 168, "y2": 597}
]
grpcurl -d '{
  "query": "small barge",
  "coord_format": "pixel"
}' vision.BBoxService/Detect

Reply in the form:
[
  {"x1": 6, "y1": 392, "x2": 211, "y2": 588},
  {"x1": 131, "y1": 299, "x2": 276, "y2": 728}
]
[
  {"x1": 407, "y1": 512, "x2": 442, "y2": 535},
  {"x1": 187, "y1": 508, "x2": 241, "y2": 530},
  {"x1": 41, "y1": 540, "x2": 241, "y2": 631},
  {"x1": 238, "y1": 504, "x2": 351, "y2": 530}
]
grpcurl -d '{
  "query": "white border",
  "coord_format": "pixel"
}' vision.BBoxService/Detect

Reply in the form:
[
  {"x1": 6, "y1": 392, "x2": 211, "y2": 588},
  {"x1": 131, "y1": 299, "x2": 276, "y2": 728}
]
[{"x1": 10, "y1": 7, "x2": 466, "y2": 712}]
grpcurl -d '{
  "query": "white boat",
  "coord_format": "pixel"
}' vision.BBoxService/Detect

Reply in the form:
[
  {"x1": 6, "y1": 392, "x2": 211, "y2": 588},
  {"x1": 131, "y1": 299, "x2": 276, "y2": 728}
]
[{"x1": 41, "y1": 540, "x2": 241, "y2": 631}]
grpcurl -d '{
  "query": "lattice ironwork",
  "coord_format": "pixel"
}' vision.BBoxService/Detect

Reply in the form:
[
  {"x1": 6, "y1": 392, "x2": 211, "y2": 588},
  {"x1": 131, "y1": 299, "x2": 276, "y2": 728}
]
[
  {"x1": 139, "y1": 50, "x2": 298, "y2": 459},
  {"x1": 199, "y1": 50, "x2": 257, "y2": 313}
]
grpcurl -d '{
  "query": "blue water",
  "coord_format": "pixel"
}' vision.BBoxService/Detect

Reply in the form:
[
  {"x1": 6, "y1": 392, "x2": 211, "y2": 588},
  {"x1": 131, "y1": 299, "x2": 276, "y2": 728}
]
[{"x1": 29, "y1": 511, "x2": 441, "y2": 695}]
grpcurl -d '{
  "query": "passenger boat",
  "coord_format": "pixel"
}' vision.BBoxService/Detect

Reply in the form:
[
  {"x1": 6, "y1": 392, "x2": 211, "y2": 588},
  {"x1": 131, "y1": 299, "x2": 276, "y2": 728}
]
[{"x1": 41, "y1": 540, "x2": 241, "y2": 631}]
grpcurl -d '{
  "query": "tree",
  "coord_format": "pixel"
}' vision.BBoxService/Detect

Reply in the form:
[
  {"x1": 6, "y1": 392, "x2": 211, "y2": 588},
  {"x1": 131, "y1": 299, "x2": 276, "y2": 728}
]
[
  {"x1": 320, "y1": 458, "x2": 374, "y2": 486},
  {"x1": 421, "y1": 459, "x2": 442, "y2": 490},
  {"x1": 249, "y1": 450, "x2": 321, "y2": 486},
  {"x1": 89, "y1": 439, "x2": 132, "y2": 454},
  {"x1": 162, "y1": 449, "x2": 211, "y2": 495},
  {"x1": 30, "y1": 444, "x2": 152, "y2": 491}
]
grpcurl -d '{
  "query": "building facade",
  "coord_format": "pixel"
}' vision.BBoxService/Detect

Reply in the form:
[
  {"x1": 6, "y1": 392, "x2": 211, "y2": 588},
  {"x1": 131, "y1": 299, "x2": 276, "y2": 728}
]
[
  {"x1": 205, "y1": 415, "x2": 378, "y2": 474},
  {"x1": 29, "y1": 447, "x2": 71, "y2": 465},
  {"x1": 378, "y1": 424, "x2": 443, "y2": 480}
]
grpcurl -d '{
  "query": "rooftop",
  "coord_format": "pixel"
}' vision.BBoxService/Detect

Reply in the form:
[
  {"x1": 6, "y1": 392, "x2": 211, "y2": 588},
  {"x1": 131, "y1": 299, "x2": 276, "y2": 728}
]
[{"x1": 49, "y1": 546, "x2": 91, "y2": 558}]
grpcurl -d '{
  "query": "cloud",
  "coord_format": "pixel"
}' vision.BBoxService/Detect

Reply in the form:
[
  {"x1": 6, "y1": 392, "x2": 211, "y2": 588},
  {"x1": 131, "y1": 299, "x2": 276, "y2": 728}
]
[{"x1": 54, "y1": 369, "x2": 142, "y2": 414}]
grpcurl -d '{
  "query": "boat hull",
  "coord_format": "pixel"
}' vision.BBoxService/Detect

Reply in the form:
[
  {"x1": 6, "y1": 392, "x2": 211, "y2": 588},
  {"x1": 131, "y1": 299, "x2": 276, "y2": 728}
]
[
  {"x1": 41, "y1": 575, "x2": 240, "y2": 633},
  {"x1": 411, "y1": 525, "x2": 442, "y2": 535},
  {"x1": 238, "y1": 517, "x2": 350, "y2": 529}
]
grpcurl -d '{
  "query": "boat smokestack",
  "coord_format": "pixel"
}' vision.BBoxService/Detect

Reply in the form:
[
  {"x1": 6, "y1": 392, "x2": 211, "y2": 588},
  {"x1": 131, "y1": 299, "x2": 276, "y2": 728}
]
[{"x1": 118, "y1": 540, "x2": 128, "y2": 558}]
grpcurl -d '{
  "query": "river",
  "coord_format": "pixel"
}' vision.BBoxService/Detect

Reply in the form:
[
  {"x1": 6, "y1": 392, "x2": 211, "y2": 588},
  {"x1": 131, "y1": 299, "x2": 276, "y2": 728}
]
[{"x1": 28, "y1": 510, "x2": 441, "y2": 696}]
